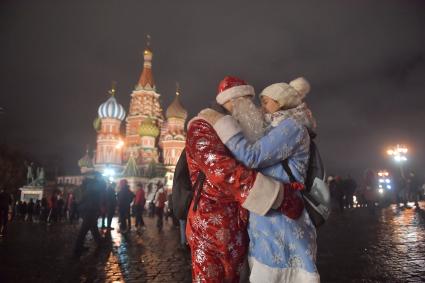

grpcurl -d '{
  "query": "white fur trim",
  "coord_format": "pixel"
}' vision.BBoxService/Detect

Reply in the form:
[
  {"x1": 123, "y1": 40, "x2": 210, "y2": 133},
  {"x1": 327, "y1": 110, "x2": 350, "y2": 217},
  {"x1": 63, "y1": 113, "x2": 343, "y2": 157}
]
[
  {"x1": 272, "y1": 184, "x2": 284, "y2": 209},
  {"x1": 216, "y1": 85, "x2": 255, "y2": 105},
  {"x1": 248, "y1": 257, "x2": 320, "y2": 283},
  {"x1": 187, "y1": 114, "x2": 211, "y2": 129},
  {"x1": 289, "y1": 77, "x2": 310, "y2": 98},
  {"x1": 212, "y1": 115, "x2": 242, "y2": 144},
  {"x1": 242, "y1": 172, "x2": 282, "y2": 216}
]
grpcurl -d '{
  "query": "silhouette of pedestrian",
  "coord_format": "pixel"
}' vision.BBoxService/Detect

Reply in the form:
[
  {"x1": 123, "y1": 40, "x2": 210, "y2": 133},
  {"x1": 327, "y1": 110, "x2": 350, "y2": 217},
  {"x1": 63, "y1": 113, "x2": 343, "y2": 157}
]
[{"x1": 73, "y1": 172, "x2": 105, "y2": 257}]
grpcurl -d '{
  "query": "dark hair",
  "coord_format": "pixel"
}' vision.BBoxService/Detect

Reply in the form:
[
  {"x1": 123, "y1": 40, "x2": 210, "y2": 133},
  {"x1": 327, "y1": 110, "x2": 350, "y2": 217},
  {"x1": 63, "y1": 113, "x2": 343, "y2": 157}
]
[{"x1": 209, "y1": 101, "x2": 230, "y2": 115}]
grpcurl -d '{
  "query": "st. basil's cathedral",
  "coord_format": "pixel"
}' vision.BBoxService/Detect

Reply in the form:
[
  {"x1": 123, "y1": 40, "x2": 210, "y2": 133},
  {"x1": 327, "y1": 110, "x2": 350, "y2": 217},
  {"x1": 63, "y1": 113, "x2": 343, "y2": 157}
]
[{"x1": 58, "y1": 40, "x2": 187, "y2": 193}]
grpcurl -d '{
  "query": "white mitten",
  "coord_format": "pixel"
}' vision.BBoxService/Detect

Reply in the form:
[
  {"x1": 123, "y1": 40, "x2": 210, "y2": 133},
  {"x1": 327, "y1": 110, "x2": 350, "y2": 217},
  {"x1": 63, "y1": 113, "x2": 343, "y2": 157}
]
[{"x1": 198, "y1": 108, "x2": 224, "y2": 125}]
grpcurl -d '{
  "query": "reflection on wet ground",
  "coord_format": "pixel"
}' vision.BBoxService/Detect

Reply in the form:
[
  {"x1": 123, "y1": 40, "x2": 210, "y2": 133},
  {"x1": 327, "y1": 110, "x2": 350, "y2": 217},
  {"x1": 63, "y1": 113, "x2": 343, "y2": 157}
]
[
  {"x1": 1, "y1": 202, "x2": 425, "y2": 282},
  {"x1": 317, "y1": 201, "x2": 425, "y2": 283},
  {"x1": 0, "y1": 216, "x2": 192, "y2": 283}
]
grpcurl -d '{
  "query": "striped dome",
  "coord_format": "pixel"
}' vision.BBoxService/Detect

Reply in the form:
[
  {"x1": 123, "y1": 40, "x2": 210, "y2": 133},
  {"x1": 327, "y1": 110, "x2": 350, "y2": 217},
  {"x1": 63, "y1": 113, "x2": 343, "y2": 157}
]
[{"x1": 98, "y1": 96, "x2": 126, "y2": 120}]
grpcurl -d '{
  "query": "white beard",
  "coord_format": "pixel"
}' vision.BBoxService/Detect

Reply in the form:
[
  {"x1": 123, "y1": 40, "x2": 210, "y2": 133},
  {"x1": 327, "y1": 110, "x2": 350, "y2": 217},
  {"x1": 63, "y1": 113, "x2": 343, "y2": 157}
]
[{"x1": 231, "y1": 97, "x2": 266, "y2": 143}]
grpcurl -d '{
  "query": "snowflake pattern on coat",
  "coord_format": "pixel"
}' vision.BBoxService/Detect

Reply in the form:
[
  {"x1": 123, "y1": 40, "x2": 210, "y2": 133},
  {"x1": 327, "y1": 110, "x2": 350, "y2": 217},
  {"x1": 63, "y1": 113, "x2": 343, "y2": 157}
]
[
  {"x1": 186, "y1": 118, "x2": 264, "y2": 283},
  {"x1": 224, "y1": 117, "x2": 319, "y2": 277}
]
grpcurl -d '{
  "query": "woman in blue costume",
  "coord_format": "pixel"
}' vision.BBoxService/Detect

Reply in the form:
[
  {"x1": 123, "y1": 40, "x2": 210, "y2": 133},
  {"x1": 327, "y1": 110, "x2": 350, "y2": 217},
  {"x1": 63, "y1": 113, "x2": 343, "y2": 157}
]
[{"x1": 200, "y1": 77, "x2": 320, "y2": 283}]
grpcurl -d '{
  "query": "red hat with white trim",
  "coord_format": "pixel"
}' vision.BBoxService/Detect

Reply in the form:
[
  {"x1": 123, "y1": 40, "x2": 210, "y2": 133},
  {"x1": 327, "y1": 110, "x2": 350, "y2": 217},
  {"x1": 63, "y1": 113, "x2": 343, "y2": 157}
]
[{"x1": 216, "y1": 76, "x2": 255, "y2": 105}]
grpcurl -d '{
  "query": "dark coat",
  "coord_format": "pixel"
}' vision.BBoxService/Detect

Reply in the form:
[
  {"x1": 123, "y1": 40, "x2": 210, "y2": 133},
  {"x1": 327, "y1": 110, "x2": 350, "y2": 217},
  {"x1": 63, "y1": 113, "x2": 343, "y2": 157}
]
[{"x1": 78, "y1": 177, "x2": 106, "y2": 217}]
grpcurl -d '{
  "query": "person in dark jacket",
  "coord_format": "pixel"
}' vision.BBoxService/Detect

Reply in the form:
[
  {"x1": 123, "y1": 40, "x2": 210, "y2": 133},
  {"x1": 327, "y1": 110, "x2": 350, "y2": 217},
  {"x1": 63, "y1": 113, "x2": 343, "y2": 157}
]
[
  {"x1": 0, "y1": 188, "x2": 11, "y2": 236},
  {"x1": 34, "y1": 199, "x2": 41, "y2": 221},
  {"x1": 27, "y1": 199, "x2": 35, "y2": 222},
  {"x1": 73, "y1": 172, "x2": 106, "y2": 257},
  {"x1": 133, "y1": 183, "x2": 146, "y2": 230},
  {"x1": 101, "y1": 183, "x2": 117, "y2": 230},
  {"x1": 344, "y1": 175, "x2": 357, "y2": 209},
  {"x1": 48, "y1": 191, "x2": 59, "y2": 223},
  {"x1": 20, "y1": 201, "x2": 28, "y2": 221},
  {"x1": 57, "y1": 195, "x2": 65, "y2": 222},
  {"x1": 117, "y1": 179, "x2": 134, "y2": 232}
]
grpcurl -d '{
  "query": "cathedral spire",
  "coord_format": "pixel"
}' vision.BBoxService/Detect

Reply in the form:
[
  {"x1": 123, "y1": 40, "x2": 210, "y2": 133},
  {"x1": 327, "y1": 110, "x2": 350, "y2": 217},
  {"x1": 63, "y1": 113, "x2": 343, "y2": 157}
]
[
  {"x1": 166, "y1": 82, "x2": 187, "y2": 120},
  {"x1": 137, "y1": 35, "x2": 155, "y2": 91},
  {"x1": 176, "y1": 82, "x2": 180, "y2": 96},
  {"x1": 108, "y1": 81, "x2": 117, "y2": 96}
]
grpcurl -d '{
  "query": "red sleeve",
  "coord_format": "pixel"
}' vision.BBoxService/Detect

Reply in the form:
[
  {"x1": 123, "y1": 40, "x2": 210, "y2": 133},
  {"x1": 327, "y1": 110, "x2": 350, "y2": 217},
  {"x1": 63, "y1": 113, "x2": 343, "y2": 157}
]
[{"x1": 186, "y1": 119, "x2": 257, "y2": 204}]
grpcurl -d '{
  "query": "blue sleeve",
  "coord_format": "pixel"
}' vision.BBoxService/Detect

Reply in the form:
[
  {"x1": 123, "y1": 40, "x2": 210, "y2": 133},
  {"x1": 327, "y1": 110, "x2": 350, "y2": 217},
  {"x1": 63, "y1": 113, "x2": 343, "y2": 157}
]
[
  {"x1": 260, "y1": 164, "x2": 290, "y2": 183},
  {"x1": 225, "y1": 118, "x2": 307, "y2": 169}
]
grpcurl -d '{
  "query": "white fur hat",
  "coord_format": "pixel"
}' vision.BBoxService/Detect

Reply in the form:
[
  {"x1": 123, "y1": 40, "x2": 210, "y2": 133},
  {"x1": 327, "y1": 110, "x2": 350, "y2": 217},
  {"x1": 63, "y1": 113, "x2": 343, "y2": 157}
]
[{"x1": 260, "y1": 77, "x2": 310, "y2": 108}]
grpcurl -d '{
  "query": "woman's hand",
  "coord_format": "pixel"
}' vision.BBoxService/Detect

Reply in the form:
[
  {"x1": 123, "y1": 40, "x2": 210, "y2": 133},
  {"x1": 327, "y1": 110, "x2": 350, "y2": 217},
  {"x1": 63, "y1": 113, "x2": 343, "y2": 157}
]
[{"x1": 198, "y1": 108, "x2": 225, "y2": 125}]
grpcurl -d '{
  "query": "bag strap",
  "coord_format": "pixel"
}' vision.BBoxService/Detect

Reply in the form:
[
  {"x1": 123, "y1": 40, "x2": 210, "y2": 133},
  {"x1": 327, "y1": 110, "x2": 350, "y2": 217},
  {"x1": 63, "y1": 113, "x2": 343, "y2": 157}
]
[
  {"x1": 284, "y1": 159, "x2": 323, "y2": 207},
  {"x1": 283, "y1": 160, "x2": 320, "y2": 205},
  {"x1": 282, "y1": 159, "x2": 297, "y2": 183},
  {"x1": 192, "y1": 171, "x2": 206, "y2": 212}
]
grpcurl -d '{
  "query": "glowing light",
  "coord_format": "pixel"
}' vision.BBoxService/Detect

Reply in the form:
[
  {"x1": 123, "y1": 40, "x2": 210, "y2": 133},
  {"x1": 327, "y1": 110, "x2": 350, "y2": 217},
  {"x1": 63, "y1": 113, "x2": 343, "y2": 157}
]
[
  {"x1": 379, "y1": 179, "x2": 384, "y2": 183},
  {"x1": 387, "y1": 185, "x2": 392, "y2": 189},
  {"x1": 385, "y1": 179, "x2": 391, "y2": 183},
  {"x1": 103, "y1": 168, "x2": 115, "y2": 177},
  {"x1": 387, "y1": 144, "x2": 408, "y2": 163},
  {"x1": 378, "y1": 170, "x2": 389, "y2": 177},
  {"x1": 115, "y1": 140, "x2": 124, "y2": 149},
  {"x1": 379, "y1": 188, "x2": 384, "y2": 194}
]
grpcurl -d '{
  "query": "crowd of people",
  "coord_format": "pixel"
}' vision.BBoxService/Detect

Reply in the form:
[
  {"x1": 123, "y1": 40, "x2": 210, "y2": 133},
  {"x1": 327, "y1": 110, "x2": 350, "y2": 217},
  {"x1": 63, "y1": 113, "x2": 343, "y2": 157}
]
[
  {"x1": 327, "y1": 171, "x2": 424, "y2": 214},
  {"x1": 0, "y1": 178, "x2": 175, "y2": 244}
]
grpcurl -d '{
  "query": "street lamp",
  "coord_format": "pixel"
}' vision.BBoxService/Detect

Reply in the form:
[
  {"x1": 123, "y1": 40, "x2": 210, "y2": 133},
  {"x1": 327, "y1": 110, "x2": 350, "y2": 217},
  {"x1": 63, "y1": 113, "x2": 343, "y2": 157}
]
[{"x1": 387, "y1": 144, "x2": 408, "y2": 178}]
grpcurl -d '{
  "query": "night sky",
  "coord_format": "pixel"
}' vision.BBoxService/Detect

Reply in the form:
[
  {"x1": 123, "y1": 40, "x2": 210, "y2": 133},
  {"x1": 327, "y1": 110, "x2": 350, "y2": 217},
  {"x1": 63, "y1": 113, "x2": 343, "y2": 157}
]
[{"x1": 1, "y1": 1, "x2": 425, "y2": 180}]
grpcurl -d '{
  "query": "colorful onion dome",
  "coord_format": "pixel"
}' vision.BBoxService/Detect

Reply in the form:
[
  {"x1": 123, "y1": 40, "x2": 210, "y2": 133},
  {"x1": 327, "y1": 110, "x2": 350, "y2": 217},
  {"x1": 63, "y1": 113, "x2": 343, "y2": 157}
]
[
  {"x1": 98, "y1": 95, "x2": 126, "y2": 121},
  {"x1": 93, "y1": 117, "x2": 101, "y2": 132},
  {"x1": 166, "y1": 94, "x2": 187, "y2": 120},
  {"x1": 78, "y1": 151, "x2": 94, "y2": 169},
  {"x1": 139, "y1": 117, "x2": 160, "y2": 138}
]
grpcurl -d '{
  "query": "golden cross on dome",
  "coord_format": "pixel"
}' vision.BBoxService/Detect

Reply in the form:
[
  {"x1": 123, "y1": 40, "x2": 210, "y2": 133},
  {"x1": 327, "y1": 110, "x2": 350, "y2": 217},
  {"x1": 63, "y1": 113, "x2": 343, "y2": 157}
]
[
  {"x1": 176, "y1": 82, "x2": 180, "y2": 96},
  {"x1": 146, "y1": 34, "x2": 151, "y2": 47},
  {"x1": 108, "y1": 81, "x2": 117, "y2": 96}
]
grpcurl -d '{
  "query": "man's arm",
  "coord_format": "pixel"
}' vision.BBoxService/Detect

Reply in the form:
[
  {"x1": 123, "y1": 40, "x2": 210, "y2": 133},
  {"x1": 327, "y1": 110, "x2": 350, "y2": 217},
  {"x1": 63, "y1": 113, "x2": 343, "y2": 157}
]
[
  {"x1": 186, "y1": 119, "x2": 283, "y2": 215},
  {"x1": 213, "y1": 115, "x2": 309, "y2": 169}
]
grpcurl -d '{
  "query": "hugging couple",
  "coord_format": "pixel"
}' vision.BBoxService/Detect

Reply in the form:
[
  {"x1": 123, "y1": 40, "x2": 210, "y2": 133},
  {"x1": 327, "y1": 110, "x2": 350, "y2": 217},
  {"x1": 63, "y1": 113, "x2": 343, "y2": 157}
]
[{"x1": 185, "y1": 76, "x2": 320, "y2": 283}]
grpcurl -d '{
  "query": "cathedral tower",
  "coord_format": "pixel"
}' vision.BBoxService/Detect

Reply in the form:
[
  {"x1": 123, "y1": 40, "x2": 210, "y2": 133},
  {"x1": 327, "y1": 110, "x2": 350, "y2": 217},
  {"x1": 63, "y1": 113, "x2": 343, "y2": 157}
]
[
  {"x1": 94, "y1": 85, "x2": 126, "y2": 172},
  {"x1": 125, "y1": 37, "x2": 163, "y2": 163},
  {"x1": 161, "y1": 84, "x2": 188, "y2": 189}
]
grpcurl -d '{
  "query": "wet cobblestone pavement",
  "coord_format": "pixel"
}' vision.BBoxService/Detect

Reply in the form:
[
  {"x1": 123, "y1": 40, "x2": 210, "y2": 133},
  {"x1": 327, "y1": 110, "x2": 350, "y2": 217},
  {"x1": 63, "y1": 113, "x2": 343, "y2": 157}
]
[{"x1": 1, "y1": 202, "x2": 424, "y2": 283}]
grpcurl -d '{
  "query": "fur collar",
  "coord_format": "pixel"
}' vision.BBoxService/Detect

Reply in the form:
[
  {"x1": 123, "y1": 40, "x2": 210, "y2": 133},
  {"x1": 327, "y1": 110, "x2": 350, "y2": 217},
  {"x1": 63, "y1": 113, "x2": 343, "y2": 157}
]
[{"x1": 265, "y1": 103, "x2": 317, "y2": 131}]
